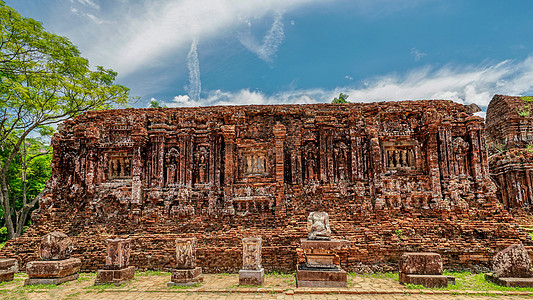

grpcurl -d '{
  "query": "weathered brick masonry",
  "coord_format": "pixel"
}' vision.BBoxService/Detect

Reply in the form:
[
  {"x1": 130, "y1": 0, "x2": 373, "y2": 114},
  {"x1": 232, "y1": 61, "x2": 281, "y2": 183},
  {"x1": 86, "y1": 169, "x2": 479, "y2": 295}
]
[
  {"x1": 1, "y1": 101, "x2": 530, "y2": 273},
  {"x1": 487, "y1": 95, "x2": 533, "y2": 211}
]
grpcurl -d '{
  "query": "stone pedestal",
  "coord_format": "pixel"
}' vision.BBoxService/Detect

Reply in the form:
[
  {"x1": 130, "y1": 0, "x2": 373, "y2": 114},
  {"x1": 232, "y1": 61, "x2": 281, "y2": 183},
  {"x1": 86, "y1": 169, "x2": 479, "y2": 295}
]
[
  {"x1": 398, "y1": 252, "x2": 453, "y2": 288},
  {"x1": 96, "y1": 266, "x2": 135, "y2": 285},
  {"x1": 485, "y1": 244, "x2": 533, "y2": 287},
  {"x1": 239, "y1": 269, "x2": 264, "y2": 286},
  {"x1": 485, "y1": 273, "x2": 533, "y2": 287},
  {"x1": 296, "y1": 238, "x2": 349, "y2": 288},
  {"x1": 95, "y1": 238, "x2": 135, "y2": 285},
  {"x1": 0, "y1": 258, "x2": 18, "y2": 282},
  {"x1": 168, "y1": 267, "x2": 203, "y2": 286},
  {"x1": 167, "y1": 238, "x2": 203, "y2": 287},
  {"x1": 25, "y1": 257, "x2": 81, "y2": 286},
  {"x1": 239, "y1": 237, "x2": 264, "y2": 286}
]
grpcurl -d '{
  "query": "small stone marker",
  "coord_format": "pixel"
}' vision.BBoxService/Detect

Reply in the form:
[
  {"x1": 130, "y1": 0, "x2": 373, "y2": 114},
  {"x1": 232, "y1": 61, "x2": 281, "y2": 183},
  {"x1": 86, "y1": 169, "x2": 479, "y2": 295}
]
[
  {"x1": 25, "y1": 232, "x2": 81, "y2": 286},
  {"x1": 239, "y1": 237, "x2": 264, "y2": 286},
  {"x1": 398, "y1": 252, "x2": 454, "y2": 288},
  {"x1": 95, "y1": 238, "x2": 135, "y2": 285},
  {"x1": 485, "y1": 244, "x2": 533, "y2": 287},
  {"x1": 168, "y1": 238, "x2": 203, "y2": 286},
  {"x1": 0, "y1": 258, "x2": 18, "y2": 282}
]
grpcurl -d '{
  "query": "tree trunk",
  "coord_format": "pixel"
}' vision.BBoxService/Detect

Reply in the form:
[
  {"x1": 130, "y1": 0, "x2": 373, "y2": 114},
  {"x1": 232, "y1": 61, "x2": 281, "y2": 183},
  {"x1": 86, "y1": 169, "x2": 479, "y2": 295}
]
[{"x1": 0, "y1": 174, "x2": 15, "y2": 240}]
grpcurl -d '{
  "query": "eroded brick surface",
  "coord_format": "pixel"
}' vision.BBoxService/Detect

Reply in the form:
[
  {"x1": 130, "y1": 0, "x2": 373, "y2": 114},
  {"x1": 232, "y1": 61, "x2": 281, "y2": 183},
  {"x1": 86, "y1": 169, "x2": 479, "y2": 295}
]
[{"x1": 1, "y1": 101, "x2": 530, "y2": 272}]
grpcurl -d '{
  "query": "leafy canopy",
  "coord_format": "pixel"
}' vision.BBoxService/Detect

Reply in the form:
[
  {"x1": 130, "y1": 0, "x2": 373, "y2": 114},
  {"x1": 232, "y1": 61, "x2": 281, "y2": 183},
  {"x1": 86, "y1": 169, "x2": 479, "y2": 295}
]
[
  {"x1": 0, "y1": 1, "x2": 132, "y2": 239},
  {"x1": 332, "y1": 93, "x2": 349, "y2": 104}
]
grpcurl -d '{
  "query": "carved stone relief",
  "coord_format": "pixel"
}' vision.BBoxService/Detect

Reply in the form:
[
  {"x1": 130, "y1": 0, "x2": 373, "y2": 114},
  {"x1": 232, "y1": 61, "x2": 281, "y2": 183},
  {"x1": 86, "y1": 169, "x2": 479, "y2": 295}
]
[
  {"x1": 175, "y1": 238, "x2": 197, "y2": 269},
  {"x1": 242, "y1": 237, "x2": 262, "y2": 270}
]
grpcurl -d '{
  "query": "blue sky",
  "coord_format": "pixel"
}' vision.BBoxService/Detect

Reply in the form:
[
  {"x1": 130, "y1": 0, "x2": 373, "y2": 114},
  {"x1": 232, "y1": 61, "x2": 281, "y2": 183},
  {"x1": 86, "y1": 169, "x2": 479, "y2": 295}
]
[{"x1": 6, "y1": 0, "x2": 533, "y2": 111}]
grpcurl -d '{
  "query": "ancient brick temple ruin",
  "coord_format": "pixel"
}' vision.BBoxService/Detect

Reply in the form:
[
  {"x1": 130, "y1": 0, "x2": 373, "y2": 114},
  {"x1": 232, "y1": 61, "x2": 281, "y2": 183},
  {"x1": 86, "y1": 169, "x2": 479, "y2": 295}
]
[
  {"x1": 1, "y1": 101, "x2": 530, "y2": 273},
  {"x1": 486, "y1": 95, "x2": 533, "y2": 211}
]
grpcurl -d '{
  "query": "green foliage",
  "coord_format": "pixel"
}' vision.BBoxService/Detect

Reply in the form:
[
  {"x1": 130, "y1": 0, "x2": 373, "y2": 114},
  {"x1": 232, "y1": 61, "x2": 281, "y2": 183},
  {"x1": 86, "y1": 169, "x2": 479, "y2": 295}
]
[
  {"x1": 518, "y1": 106, "x2": 530, "y2": 117},
  {"x1": 494, "y1": 144, "x2": 507, "y2": 153},
  {"x1": 394, "y1": 229, "x2": 404, "y2": 238},
  {"x1": 518, "y1": 97, "x2": 533, "y2": 117},
  {"x1": 136, "y1": 270, "x2": 171, "y2": 276},
  {"x1": 332, "y1": 93, "x2": 349, "y2": 104},
  {"x1": 168, "y1": 282, "x2": 202, "y2": 289},
  {"x1": 0, "y1": 2, "x2": 132, "y2": 239},
  {"x1": 149, "y1": 99, "x2": 166, "y2": 108},
  {"x1": 0, "y1": 241, "x2": 5, "y2": 250},
  {"x1": 521, "y1": 96, "x2": 533, "y2": 103}
]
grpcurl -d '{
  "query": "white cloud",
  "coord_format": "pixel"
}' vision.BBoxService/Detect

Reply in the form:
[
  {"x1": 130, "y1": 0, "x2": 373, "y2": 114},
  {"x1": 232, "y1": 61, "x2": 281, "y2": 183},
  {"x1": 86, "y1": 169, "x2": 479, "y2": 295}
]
[
  {"x1": 96, "y1": 0, "x2": 320, "y2": 75},
  {"x1": 161, "y1": 56, "x2": 533, "y2": 109},
  {"x1": 238, "y1": 12, "x2": 285, "y2": 62},
  {"x1": 186, "y1": 38, "x2": 201, "y2": 100},
  {"x1": 345, "y1": 75, "x2": 353, "y2": 80}
]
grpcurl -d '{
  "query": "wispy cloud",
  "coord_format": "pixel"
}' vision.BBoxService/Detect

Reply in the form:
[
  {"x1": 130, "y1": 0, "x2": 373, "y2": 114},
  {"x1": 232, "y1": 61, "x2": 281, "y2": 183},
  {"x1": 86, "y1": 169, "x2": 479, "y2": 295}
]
[
  {"x1": 161, "y1": 56, "x2": 533, "y2": 109},
  {"x1": 186, "y1": 38, "x2": 201, "y2": 100},
  {"x1": 238, "y1": 12, "x2": 285, "y2": 62},
  {"x1": 70, "y1": 7, "x2": 105, "y2": 24},
  {"x1": 92, "y1": 0, "x2": 320, "y2": 75},
  {"x1": 410, "y1": 48, "x2": 426, "y2": 62},
  {"x1": 76, "y1": 0, "x2": 100, "y2": 10}
]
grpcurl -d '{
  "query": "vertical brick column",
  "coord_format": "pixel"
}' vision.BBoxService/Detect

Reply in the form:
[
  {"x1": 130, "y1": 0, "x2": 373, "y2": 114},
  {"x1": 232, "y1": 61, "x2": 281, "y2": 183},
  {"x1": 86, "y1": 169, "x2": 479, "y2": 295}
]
[
  {"x1": 221, "y1": 125, "x2": 236, "y2": 201},
  {"x1": 273, "y1": 123, "x2": 286, "y2": 211},
  {"x1": 426, "y1": 126, "x2": 443, "y2": 208}
]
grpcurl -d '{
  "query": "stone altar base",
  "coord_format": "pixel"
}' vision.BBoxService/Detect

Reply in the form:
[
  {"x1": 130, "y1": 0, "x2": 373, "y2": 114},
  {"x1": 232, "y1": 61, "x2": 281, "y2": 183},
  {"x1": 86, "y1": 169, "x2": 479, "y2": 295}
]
[
  {"x1": 296, "y1": 265, "x2": 347, "y2": 288},
  {"x1": 239, "y1": 268, "x2": 264, "y2": 286},
  {"x1": 95, "y1": 266, "x2": 135, "y2": 286},
  {"x1": 167, "y1": 267, "x2": 203, "y2": 287},
  {"x1": 399, "y1": 272, "x2": 454, "y2": 288},
  {"x1": 24, "y1": 258, "x2": 81, "y2": 286},
  {"x1": 0, "y1": 258, "x2": 18, "y2": 283},
  {"x1": 485, "y1": 273, "x2": 533, "y2": 288}
]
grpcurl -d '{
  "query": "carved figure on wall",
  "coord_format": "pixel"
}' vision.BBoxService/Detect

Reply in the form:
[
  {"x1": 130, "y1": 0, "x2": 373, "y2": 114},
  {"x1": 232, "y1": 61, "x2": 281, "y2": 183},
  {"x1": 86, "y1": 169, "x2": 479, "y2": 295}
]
[
  {"x1": 303, "y1": 142, "x2": 319, "y2": 183},
  {"x1": 165, "y1": 147, "x2": 180, "y2": 185},
  {"x1": 333, "y1": 141, "x2": 349, "y2": 182},
  {"x1": 452, "y1": 137, "x2": 470, "y2": 176},
  {"x1": 307, "y1": 211, "x2": 331, "y2": 240},
  {"x1": 194, "y1": 146, "x2": 209, "y2": 184}
]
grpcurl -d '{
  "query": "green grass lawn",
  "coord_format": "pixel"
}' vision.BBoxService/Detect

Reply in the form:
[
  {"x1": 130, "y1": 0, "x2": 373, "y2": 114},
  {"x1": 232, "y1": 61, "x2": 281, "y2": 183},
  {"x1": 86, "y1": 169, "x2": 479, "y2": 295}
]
[{"x1": 364, "y1": 271, "x2": 533, "y2": 292}]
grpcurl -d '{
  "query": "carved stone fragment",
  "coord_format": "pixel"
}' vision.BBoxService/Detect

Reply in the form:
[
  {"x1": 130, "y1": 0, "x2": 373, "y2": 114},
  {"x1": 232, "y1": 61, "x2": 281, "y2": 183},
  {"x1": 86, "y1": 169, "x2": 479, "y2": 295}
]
[
  {"x1": 492, "y1": 244, "x2": 533, "y2": 278},
  {"x1": 242, "y1": 237, "x2": 262, "y2": 270},
  {"x1": 239, "y1": 237, "x2": 264, "y2": 286},
  {"x1": 40, "y1": 232, "x2": 73, "y2": 261},
  {"x1": 175, "y1": 238, "x2": 197, "y2": 269},
  {"x1": 307, "y1": 212, "x2": 331, "y2": 240},
  {"x1": 105, "y1": 238, "x2": 131, "y2": 270}
]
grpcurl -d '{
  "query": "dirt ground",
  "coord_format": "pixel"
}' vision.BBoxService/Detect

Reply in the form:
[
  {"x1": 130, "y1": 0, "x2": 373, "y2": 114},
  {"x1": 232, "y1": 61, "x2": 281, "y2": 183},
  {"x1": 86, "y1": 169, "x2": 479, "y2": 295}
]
[{"x1": 0, "y1": 272, "x2": 531, "y2": 300}]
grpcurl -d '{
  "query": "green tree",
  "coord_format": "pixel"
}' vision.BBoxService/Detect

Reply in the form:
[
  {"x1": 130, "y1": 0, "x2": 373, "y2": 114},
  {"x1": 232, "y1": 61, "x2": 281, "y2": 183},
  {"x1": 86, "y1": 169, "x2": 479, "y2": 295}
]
[
  {"x1": 332, "y1": 93, "x2": 349, "y2": 104},
  {"x1": 0, "y1": 2, "x2": 131, "y2": 239},
  {"x1": 149, "y1": 99, "x2": 166, "y2": 108}
]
